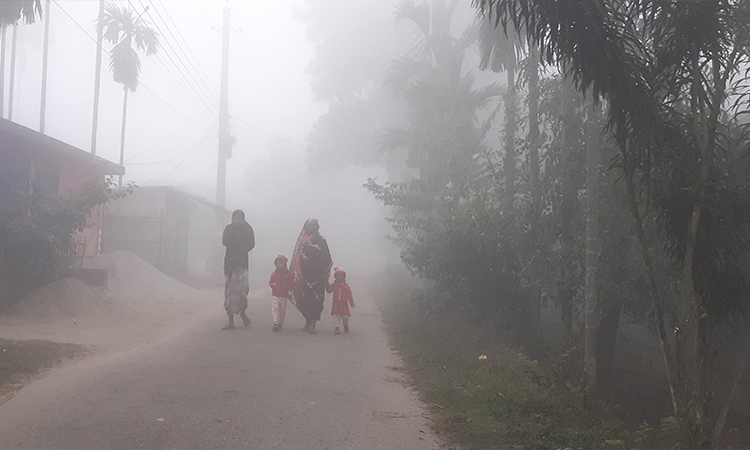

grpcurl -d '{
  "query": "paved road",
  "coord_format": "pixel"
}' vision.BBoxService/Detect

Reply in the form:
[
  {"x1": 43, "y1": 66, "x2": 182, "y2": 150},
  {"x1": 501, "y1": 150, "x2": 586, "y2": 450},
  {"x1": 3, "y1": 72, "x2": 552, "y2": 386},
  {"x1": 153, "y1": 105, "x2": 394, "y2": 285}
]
[{"x1": 0, "y1": 287, "x2": 441, "y2": 449}]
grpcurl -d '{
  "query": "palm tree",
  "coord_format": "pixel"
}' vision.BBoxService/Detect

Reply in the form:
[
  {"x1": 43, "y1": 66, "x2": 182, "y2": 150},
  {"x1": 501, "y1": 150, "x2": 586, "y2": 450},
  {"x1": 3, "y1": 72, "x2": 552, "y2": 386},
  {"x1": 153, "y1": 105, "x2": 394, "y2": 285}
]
[
  {"x1": 477, "y1": 16, "x2": 522, "y2": 211},
  {"x1": 382, "y1": 0, "x2": 499, "y2": 191},
  {"x1": 0, "y1": 0, "x2": 42, "y2": 120},
  {"x1": 0, "y1": 0, "x2": 41, "y2": 28},
  {"x1": 100, "y1": 3, "x2": 159, "y2": 186}
]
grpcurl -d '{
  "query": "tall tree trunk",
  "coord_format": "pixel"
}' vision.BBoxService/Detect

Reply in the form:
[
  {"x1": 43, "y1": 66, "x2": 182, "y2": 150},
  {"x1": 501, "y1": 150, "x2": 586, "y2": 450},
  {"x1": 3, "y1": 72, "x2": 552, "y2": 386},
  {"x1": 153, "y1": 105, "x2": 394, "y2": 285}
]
[
  {"x1": 0, "y1": 26, "x2": 6, "y2": 119},
  {"x1": 559, "y1": 78, "x2": 575, "y2": 341},
  {"x1": 713, "y1": 333, "x2": 750, "y2": 446},
  {"x1": 584, "y1": 96, "x2": 602, "y2": 386},
  {"x1": 680, "y1": 43, "x2": 725, "y2": 450},
  {"x1": 596, "y1": 300, "x2": 622, "y2": 380},
  {"x1": 8, "y1": 23, "x2": 16, "y2": 121},
  {"x1": 504, "y1": 55, "x2": 517, "y2": 212},
  {"x1": 90, "y1": 0, "x2": 105, "y2": 156},
  {"x1": 620, "y1": 138, "x2": 685, "y2": 439},
  {"x1": 527, "y1": 49, "x2": 542, "y2": 329},
  {"x1": 118, "y1": 89, "x2": 128, "y2": 187},
  {"x1": 39, "y1": 0, "x2": 50, "y2": 133}
]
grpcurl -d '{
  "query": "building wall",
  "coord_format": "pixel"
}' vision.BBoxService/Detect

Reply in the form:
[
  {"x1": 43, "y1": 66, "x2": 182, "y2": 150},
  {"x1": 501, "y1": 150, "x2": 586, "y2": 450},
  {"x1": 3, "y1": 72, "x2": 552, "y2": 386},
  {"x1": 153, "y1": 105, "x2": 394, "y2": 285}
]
[
  {"x1": 102, "y1": 188, "x2": 227, "y2": 278},
  {"x1": 187, "y1": 202, "x2": 226, "y2": 277}
]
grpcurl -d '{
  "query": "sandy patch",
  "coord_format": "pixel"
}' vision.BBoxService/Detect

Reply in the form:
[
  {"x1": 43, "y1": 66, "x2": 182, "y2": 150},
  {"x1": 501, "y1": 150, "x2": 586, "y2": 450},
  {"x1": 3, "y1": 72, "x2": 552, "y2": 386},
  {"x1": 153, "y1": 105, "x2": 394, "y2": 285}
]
[
  {"x1": 83, "y1": 250, "x2": 201, "y2": 298},
  {"x1": 0, "y1": 253, "x2": 224, "y2": 359},
  {"x1": 8, "y1": 277, "x2": 133, "y2": 319},
  {"x1": 0, "y1": 292, "x2": 221, "y2": 356}
]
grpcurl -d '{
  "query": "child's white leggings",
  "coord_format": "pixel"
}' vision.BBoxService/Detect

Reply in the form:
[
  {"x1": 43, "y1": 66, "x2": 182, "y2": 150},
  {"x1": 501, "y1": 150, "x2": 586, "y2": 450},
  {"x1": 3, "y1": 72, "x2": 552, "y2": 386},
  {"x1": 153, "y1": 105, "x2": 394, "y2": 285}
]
[
  {"x1": 333, "y1": 315, "x2": 349, "y2": 328},
  {"x1": 272, "y1": 296, "x2": 288, "y2": 324}
]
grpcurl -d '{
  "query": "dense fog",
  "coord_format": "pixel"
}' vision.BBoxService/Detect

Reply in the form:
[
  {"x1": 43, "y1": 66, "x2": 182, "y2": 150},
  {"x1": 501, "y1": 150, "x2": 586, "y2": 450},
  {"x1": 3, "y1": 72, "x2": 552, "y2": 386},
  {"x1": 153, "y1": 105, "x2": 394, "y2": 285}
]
[
  {"x1": 3, "y1": 2, "x2": 750, "y2": 448},
  {"x1": 2, "y1": 0, "x2": 410, "y2": 276}
]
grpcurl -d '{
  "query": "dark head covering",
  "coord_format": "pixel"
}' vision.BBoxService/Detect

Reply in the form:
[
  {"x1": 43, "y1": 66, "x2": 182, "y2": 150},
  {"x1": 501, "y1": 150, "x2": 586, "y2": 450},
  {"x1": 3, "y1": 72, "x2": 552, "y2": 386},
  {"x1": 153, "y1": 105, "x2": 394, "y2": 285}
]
[{"x1": 232, "y1": 209, "x2": 245, "y2": 220}]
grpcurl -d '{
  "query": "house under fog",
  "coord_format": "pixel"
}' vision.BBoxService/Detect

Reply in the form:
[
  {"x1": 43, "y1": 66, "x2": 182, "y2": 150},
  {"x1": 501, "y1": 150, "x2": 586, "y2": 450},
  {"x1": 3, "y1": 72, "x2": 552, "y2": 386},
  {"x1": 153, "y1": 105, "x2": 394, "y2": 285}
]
[
  {"x1": 0, "y1": 118, "x2": 125, "y2": 307},
  {"x1": 101, "y1": 185, "x2": 230, "y2": 283},
  {"x1": 0, "y1": 117, "x2": 124, "y2": 258}
]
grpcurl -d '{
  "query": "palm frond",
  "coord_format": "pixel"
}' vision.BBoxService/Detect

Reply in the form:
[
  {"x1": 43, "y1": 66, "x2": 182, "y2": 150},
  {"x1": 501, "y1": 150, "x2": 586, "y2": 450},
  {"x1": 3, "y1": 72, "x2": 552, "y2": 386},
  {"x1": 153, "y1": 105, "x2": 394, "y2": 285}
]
[
  {"x1": 134, "y1": 24, "x2": 159, "y2": 56},
  {"x1": 394, "y1": 0, "x2": 431, "y2": 37},
  {"x1": 110, "y1": 39, "x2": 140, "y2": 92},
  {"x1": 0, "y1": 0, "x2": 42, "y2": 28},
  {"x1": 100, "y1": 2, "x2": 160, "y2": 91}
]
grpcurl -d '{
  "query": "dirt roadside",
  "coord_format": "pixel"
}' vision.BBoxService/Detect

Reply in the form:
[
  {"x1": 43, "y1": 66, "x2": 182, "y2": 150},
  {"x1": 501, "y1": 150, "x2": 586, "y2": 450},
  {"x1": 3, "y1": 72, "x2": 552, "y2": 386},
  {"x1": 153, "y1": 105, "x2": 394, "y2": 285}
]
[{"x1": 0, "y1": 285, "x2": 242, "y2": 402}]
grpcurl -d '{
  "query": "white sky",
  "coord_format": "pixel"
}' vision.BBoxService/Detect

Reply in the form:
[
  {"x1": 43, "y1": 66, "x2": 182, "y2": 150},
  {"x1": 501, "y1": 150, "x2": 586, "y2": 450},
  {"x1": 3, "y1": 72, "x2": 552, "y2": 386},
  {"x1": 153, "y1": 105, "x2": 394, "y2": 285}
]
[
  {"x1": 6, "y1": 0, "x2": 323, "y2": 205},
  {"x1": 4, "y1": 0, "x2": 396, "y2": 272}
]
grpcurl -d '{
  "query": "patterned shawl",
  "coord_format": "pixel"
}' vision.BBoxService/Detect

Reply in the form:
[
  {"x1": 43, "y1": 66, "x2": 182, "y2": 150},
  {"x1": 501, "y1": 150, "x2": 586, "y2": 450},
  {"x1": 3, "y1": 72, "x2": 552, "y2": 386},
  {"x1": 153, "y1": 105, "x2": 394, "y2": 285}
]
[{"x1": 289, "y1": 218, "x2": 332, "y2": 309}]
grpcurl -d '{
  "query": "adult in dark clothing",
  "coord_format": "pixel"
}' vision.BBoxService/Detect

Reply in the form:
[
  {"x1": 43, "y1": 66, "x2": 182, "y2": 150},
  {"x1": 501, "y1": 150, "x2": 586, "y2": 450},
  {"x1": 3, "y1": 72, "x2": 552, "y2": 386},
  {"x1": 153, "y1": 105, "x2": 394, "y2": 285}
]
[
  {"x1": 222, "y1": 209, "x2": 255, "y2": 330},
  {"x1": 290, "y1": 218, "x2": 332, "y2": 334}
]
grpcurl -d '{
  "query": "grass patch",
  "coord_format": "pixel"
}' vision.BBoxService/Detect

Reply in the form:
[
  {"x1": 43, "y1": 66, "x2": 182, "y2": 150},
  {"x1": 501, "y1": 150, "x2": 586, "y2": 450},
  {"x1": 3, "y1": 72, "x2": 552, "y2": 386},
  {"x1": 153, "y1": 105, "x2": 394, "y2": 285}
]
[
  {"x1": 0, "y1": 338, "x2": 84, "y2": 390},
  {"x1": 371, "y1": 266, "x2": 678, "y2": 450}
]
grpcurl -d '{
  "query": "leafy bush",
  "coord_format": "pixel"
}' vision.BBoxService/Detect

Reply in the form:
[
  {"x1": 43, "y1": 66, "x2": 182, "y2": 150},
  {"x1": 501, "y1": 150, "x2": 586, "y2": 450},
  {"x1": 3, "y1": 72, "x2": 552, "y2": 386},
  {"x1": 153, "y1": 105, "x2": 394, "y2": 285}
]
[{"x1": 0, "y1": 179, "x2": 130, "y2": 300}]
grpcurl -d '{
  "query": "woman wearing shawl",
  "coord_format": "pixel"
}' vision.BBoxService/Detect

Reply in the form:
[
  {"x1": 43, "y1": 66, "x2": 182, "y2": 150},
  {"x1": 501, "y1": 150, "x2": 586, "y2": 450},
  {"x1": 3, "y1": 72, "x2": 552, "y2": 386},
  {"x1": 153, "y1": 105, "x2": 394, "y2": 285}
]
[
  {"x1": 290, "y1": 218, "x2": 332, "y2": 334},
  {"x1": 222, "y1": 209, "x2": 255, "y2": 330}
]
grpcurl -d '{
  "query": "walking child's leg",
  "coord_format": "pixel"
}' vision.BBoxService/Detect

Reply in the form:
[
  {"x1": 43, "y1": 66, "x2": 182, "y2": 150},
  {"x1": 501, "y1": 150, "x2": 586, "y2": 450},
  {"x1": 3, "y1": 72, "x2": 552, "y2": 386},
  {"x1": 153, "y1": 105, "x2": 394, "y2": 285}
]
[
  {"x1": 343, "y1": 316, "x2": 349, "y2": 332},
  {"x1": 334, "y1": 315, "x2": 343, "y2": 334},
  {"x1": 279, "y1": 297, "x2": 288, "y2": 325},
  {"x1": 272, "y1": 296, "x2": 280, "y2": 324}
]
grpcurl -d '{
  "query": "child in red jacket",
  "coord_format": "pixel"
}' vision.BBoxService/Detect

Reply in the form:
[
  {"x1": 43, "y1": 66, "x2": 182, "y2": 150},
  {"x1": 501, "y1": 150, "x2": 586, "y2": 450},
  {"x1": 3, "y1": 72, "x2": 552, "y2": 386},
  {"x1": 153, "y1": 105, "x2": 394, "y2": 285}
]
[
  {"x1": 269, "y1": 255, "x2": 294, "y2": 332},
  {"x1": 326, "y1": 267, "x2": 355, "y2": 334}
]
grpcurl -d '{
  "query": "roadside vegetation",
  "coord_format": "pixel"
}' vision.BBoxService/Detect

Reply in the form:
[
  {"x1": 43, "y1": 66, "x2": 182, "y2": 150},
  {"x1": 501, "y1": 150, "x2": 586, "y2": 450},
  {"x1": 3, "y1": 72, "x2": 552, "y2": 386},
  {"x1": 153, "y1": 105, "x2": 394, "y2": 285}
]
[
  {"x1": 375, "y1": 266, "x2": 681, "y2": 450},
  {"x1": 0, "y1": 338, "x2": 83, "y2": 394}
]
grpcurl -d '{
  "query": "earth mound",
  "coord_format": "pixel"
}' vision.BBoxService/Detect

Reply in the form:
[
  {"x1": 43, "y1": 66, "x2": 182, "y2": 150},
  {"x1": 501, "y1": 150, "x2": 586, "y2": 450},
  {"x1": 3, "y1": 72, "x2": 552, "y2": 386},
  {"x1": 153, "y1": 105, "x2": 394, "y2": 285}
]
[
  {"x1": 10, "y1": 277, "x2": 131, "y2": 318},
  {"x1": 83, "y1": 250, "x2": 201, "y2": 298}
]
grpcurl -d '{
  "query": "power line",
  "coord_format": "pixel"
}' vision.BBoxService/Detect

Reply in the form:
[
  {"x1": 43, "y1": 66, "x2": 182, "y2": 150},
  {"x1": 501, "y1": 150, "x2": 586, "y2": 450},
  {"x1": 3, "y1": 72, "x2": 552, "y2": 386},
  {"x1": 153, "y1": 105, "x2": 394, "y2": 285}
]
[
  {"x1": 229, "y1": 1, "x2": 256, "y2": 53},
  {"x1": 233, "y1": 113, "x2": 308, "y2": 148},
  {"x1": 147, "y1": 51, "x2": 212, "y2": 114},
  {"x1": 137, "y1": 0, "x2": 218, "y2": 110},
  {"x1": 199, "y1": 0, "x2": 217, "y2": 30},
  {"x1": 126, "y1": 101, "x2": 217, "y2": 164},
  {"x1": 133, "y1": 0, "x2": 217, "y2": 114},
  {"x1": 157, "y1": 0, "x2": 218, "y2": 101},
  {"x1": 229, "y1": 101, "x2": 316, "y2": 128},
  {"x1": 52, "y1": 0, "x2": 203, "y2": 124},
  {"x1": 141, "y1": 119, "x2": 218, "y2": 185}
]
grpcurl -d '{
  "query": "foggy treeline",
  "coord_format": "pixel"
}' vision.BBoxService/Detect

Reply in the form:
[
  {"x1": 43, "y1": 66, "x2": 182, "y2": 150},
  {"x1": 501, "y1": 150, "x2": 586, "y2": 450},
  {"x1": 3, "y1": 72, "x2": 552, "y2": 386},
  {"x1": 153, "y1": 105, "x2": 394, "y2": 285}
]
[
  {"x1": 300, "y1": 1, "x2": 750, "y2": 448},
  {"x1": 1, "y1": 0, "x2": 750, "y2": 448}
]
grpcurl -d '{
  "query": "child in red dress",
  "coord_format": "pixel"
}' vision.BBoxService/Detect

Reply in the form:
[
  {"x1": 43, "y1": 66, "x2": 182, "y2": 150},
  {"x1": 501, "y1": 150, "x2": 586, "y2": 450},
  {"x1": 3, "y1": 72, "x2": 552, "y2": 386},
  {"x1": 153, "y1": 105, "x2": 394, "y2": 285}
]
[
  {"x1": 269, "y1": 255, "x2": 294, "y2": 332},
  {"x1": 326, "y1": 267, "x2": 355, "y2": 334}
]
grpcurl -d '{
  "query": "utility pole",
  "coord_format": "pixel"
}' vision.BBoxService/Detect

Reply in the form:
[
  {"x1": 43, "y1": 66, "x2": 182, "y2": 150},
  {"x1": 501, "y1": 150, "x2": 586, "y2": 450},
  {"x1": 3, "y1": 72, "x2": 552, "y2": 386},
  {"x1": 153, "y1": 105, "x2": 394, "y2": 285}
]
[
  {"x1": 8, "y1": 24, "x2": 16, "y2": 121},
  {"x1": 39, "y1": 0, "x2": 51, "y2": 133},
  {"x1": 90, "y1": 0, "x2": 105, "y2": 156},
  {"x1": 217, "y1": 0, "x2": 231, "y2": 207},
  {"x1": 118, "y1": 89, "x2": 128, "y2": 187},
  {"x1": 0, "y1": 27, "x2": 6, "y2": 119}
]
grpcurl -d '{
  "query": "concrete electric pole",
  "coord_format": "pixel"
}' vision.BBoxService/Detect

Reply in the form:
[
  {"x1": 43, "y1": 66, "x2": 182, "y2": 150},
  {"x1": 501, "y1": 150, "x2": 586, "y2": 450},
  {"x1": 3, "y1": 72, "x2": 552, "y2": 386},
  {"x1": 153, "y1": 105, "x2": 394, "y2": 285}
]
[
  {"x1": 216, "y1": 0, "x2": 232, "y2": 207},
  {"x1": 39, "y1": 0, "x2": 51, "y2": 133}
]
